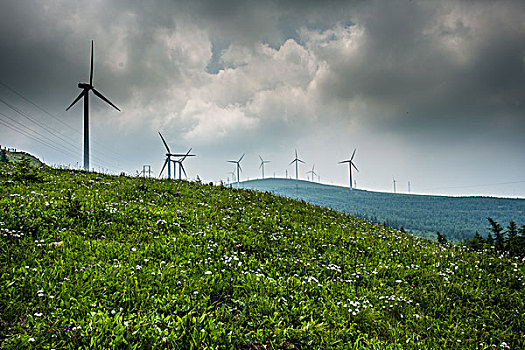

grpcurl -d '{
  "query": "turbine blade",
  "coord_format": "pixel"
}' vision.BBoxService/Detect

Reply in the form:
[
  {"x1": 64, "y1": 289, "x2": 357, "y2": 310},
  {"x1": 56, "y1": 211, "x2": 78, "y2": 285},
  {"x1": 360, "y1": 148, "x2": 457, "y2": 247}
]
[
  {"x1": 158, "y1": 132, "x2": 171, "y2": 153},
  {"x1": 66, "y1": 91, "x2": 85, "y2": 111},
  {"x1": 90, "y1": 40, "x2": 94, "y2": 86},
  {"x1": 159, "y1": 158, "x2": 168, "y2": 177},
  {"x1": 259, "y1": 155, "x2": 263, "y2": 162},
  {"x1": 238, "y1": 153, "x2": 245, "y2": 162},
  {"x1": 352, "y1": 162, "x2": 359, "y2": 172},
  {"x1": 227, "y1": 160, "x2": 236, "y2": 164},
  {"x1": 298, "y1": 159, "x2": 305, "y2": 164},
  {"x1": 259, "y1": 162, "x2": 263, "y2": 169},
  {"x1": 238, "y1": 164, "x2": 243, "y2": 173},
  {"x1": 350, "y1": 148, "x2": 356, "y2": 161},
  {"x1": 92, "y1": 88, "x2": 120, "y2": 111},
  {"x1": 180, "y1": 148, "x2": 193, "y2": 162},
  {"x1": 289, "y1": 160, "x2": 295, "y2": 166},
  {"x1": 180, "y1": 163, "x2": 187, "y2": 178},
  {"x1": 339, "y1": 160, "x2": 350, "y2": 164}
]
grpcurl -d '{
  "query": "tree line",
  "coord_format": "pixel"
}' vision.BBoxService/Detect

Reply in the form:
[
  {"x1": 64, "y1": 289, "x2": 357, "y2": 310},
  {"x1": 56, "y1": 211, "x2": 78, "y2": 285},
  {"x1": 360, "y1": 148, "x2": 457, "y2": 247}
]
[{"x1": 437, "y1": 218, "x2": 525, "y2": 257}]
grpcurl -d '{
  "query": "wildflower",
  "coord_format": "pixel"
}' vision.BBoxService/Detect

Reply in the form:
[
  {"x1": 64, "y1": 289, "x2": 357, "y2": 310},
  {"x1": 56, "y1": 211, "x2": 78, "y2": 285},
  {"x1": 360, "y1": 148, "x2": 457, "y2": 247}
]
[
  {"x1": 205, "y1": 271, "x2": 212, "y2": 275},
  {"x1": 28, "y1": 338, "x2": 35, "y2": 342}
]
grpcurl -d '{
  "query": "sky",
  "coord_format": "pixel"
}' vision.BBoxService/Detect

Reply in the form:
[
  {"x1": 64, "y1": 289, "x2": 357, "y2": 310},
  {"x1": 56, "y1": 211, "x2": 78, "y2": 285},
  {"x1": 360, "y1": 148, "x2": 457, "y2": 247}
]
[{"x1": 0, "y1": 0, "x2": 524, "y2": 198}]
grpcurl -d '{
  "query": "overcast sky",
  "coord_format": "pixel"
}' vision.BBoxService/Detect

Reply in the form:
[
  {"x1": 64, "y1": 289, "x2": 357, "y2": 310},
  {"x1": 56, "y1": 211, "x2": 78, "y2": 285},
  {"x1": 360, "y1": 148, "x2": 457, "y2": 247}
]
[{"x1": 1, "y1": 0, "x2": 524, "y2": 197}]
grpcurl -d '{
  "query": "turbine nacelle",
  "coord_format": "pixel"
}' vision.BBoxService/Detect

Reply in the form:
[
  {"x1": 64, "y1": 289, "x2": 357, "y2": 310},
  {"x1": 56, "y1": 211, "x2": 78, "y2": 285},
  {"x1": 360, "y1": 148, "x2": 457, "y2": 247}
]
[{"x1": 78, "y1": 83, "x2": 93, "y2": 89}]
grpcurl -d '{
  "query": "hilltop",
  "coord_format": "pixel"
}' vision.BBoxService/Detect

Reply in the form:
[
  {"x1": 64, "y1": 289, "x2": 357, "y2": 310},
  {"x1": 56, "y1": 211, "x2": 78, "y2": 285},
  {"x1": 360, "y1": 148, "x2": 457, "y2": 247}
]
[
  {"x1": 0, "y1": 148, "x2": 46, "y2": 167},
  {"x1": 240, "y1": 178, "x2": 525, "y2": 242},
  {"x1": 1, "y1": 162, "x2": 524, "y2": 349}
]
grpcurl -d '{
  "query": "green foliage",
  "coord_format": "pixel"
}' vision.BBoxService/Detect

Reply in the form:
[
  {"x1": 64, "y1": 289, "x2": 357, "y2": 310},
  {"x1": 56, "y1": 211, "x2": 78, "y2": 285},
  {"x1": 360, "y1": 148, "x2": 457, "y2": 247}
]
[
  {"x1": 1, "y1": 164, "x2": 524, "y2": 349},
  {"x1": 0, "y1": 149, "x2": 7, "y2": 163},
  {"x1": 436, "y1": 231, "x2": 447, "y2": 245},
  {"x1": 467, "y1": 218, "x2": 525, "y2": 257},
  {"x1": 12, "y1": 158, "x2": 44, "y2": 183}
]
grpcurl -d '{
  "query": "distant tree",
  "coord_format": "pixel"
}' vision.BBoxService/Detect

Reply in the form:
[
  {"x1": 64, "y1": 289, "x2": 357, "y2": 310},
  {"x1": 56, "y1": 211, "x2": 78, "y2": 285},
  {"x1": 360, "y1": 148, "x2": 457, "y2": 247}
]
[
  {"x1": 400, "y1": 226, "x2": 406, "y2": 233},
  {"x1": 486, "y1": 233, "x2": 494, "y2": 247},
  {"x1": 506, "y1": 220, "x2": 518, "y2": 254},
  {"x1": 519, "y1": 224, "x2": 525, "y2": 236},
  {"x1": 0, "y1": 149, "x2": 7, "y2": 163},
  {"x1": 488, "y1": 217, "x2": 505, "y2": 252},
  {"x1": 436, "y1": 231, "x2": 447, "y2": 245},
  {"x1": 467, "y1": 231, "x2": 485, "y2": 251}
]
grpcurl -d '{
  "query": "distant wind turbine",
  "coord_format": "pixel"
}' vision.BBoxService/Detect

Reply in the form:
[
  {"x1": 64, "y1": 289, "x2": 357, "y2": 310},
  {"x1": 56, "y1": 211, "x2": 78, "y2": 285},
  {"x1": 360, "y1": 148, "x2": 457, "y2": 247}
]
[
  {"x1": 227, "y1": 170, "x2": 236, "y2": 184},
  {"x1": 306, "y1": 164, "x2": 318, "y2": 182},
  {"x1": 259, "y1": 155, "x2": 271, "y2": 179},
  {"x1": 171, "y1": 148, "x2": 195, "y2": 180},
  {"x1": 227, "y1": 153, "x2": 245, "y2": 186},
  {"x1": 289, "y1": 149, "x2": 305, "y2": 180},
  {"x1": 393, "y1": 177, "x2": 398, "y2": 194},
  {"x1": 158, "y1": 132, "x2": 187, "y2": 179},
  {"x1": 339, "y1": 148, "x2": 359, "y2": 190},
  {"x1": 66, "y1": 40, "x2": 120, "y2": 171}
]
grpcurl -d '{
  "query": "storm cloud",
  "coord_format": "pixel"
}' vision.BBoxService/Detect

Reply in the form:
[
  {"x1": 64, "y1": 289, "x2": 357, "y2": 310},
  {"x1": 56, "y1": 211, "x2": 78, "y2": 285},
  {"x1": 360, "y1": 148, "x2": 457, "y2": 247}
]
[{"x1": 1, "y1": 0, "x2": 524, "y2": 196}]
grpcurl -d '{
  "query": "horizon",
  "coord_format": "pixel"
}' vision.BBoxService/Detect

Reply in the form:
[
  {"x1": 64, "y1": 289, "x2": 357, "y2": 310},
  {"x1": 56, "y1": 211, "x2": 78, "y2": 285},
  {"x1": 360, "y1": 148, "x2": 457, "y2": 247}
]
[{"x1": 1, "y1": 0, "x2": 524, "y2": 198}]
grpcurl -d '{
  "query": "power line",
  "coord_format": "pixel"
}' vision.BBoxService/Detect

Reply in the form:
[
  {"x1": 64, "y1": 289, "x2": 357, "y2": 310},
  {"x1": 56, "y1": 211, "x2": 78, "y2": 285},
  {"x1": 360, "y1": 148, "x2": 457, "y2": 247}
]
[
  {"x1": 421, "y1": 180, "x2": 525, "y2": 191},
  {"x1": 0, "y1": 114, "x2": 78, "y2": 160},
  {"x1": 0, "y1": 99, "x2": 118, "y2": 169},
  {"x1": 0, "y1": 80, "x2": 124, "y2": 160},
  {"x1": 0, "y1": 80, "x2": 79, "y2": 134}
]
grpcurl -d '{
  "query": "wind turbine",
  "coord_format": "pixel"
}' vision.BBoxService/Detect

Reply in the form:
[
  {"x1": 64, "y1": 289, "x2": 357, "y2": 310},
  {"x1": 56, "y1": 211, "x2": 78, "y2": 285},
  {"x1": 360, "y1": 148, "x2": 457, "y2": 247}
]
[
  {"x1": 158, "y1": 132, "x2": 187, "y2": 179},
  {"x1": 227, "y1": 153, "x2": 245, "y2": 186},
  {"x1": 339, "y1": 148, "x2": 359, "y2": 190},
  {"x1": 289, "y1": 149, "x2": 305, "y2": 180},
  {"x1": 66, "y1": 40, "x2": 120, "y2": 171},
  {"x1": 393, "y1": 177, "x2": 397, "y2": 194},
  {"x1": 171, "y1": 148, "x2": 195, "y2": 180},
  {"x1": 307, "y1": 164, "x2": 318, "y2": 182},
  {"x1": 259, "y1": 155, "x2": 271, "y2": 179},
  {"x1": 227, "y1": 170, "x2": 236, "y2": 184}
]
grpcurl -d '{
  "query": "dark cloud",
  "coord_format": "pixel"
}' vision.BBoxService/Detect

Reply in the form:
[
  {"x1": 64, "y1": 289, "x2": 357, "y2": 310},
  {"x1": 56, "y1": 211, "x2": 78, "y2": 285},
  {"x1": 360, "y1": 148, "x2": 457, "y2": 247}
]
[{"x1": 0, "y1": 0, "x2": 524, "y2": 196}]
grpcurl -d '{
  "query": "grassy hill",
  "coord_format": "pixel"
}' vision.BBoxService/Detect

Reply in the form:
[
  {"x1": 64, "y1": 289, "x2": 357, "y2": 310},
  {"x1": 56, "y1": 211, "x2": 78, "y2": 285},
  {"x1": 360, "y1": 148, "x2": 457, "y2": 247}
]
[
  {"x1": 1, "y1": 162, "x2": 524, "y2": 349},
  {"x1": 0, "y1": 148, "x2": 46, "y2": 167},
  {"x1": 240, "y1": 178, "x2": 525, "y2": 242}
]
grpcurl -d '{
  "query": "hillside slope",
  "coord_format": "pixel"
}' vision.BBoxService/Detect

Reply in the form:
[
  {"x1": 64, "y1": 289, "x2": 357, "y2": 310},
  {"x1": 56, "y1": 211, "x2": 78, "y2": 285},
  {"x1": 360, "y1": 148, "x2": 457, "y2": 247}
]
[
  {"x1": 241, "y1": 178, "x2": 525, "y2": 241},
  {"x1": 1, "y1": 163, "x2": 524, "y2": 349},
  {"x1": 0, "y1": 149, "x2": 46, "y2": 167}
]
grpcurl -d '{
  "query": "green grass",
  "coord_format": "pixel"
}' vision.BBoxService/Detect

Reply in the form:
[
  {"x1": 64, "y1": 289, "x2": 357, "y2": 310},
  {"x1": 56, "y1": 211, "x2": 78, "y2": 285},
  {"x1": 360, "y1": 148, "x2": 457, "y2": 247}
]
[{"x1": 1, "y1": 163, "x2": 524, "y2": 349}]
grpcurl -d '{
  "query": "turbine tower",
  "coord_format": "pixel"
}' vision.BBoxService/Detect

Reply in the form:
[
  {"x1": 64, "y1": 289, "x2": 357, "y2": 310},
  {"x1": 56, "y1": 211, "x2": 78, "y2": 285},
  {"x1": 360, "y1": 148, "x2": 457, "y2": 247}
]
[
  {"x1": 339, "y1": 148, "x2": 359, "y2": 190},
  {"x1": 259, "y1": 155, "x2": 270, "y2": 179},
  {"x1": 289, "y1": 149, "x2": 305, "y2": 180},
  {"x1": 393, "y1": 177, "x2": 398, "y2": 194},
  {"x1": 66, "y1": 40, "x2": 120, "y2": 171},
  {"x1": 158, "y1": 132, "x2": 187, "y2": 179},
  {"x1": 227, "y1": 153, "x2": 245, "y2": 186},
  {"x1": 307, "y1": 164, "x2": 318, "y2": 182},
  {"x1": 171, "y1": 148, "x2": 195, "y2": 180}
]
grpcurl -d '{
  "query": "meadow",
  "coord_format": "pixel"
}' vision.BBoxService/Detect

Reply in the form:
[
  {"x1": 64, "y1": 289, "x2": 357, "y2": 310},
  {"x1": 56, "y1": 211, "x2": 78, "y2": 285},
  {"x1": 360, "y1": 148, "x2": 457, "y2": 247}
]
[{"x1": 1, "y1": 162, "x2": 524, "y2": 349}]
